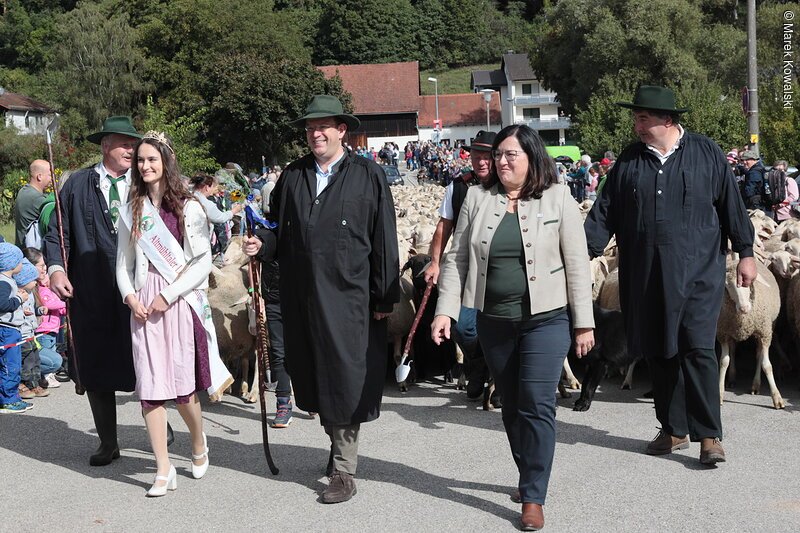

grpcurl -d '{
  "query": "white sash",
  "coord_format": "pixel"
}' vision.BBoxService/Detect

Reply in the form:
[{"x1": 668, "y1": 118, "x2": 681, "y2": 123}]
[{"x1": 119, "y1": 199, "x2": 233, "y2": 402}]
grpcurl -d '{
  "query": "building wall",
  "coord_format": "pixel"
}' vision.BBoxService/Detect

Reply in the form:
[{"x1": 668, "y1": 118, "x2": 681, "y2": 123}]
[
  {"x1": 3, "y1": 110, "x2": 50, "y2": 135},
  {"x1": 419, "y1": 125, "x2": 494, "y2": 146}
]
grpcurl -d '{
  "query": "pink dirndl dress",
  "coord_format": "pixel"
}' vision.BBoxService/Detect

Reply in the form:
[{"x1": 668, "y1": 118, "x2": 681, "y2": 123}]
[{"x1": 131, "y1": 207, "x2": 211, "y2": 407}]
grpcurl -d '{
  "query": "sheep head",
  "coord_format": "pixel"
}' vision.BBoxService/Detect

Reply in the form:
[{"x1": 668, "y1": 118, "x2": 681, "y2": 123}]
[{"x1": 725, "y1": 266, "x2": 753, "y2": 314}]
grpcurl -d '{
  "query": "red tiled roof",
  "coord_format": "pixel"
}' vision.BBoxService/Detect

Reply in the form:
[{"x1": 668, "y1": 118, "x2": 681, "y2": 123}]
[
  {"x1": 318, "y1": 62, "x2": 420, "y2": 114},
  {"x1": 418, "y1": 93, "x2": 501, "y2": 129},
  {"x1": 0, "y1": 90, "x2": 52, "y2": 112}
]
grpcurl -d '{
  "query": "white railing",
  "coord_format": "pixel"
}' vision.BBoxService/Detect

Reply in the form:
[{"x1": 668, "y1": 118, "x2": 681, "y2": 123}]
[
  {"x1": 513, "y1": 94, "x2": 558, "y2": 105},
  {"x1": 515, "y1": 117, "x2": 572, "y2": 130}
]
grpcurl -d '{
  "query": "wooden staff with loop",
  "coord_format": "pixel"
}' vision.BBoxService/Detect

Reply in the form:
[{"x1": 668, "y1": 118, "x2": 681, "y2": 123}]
[
  {"x1": 244, "y1": 208, "x2": 279, "y2": 475},
  {"x1": 45, "y1": 115, "x2": 83, "y2": 395}
]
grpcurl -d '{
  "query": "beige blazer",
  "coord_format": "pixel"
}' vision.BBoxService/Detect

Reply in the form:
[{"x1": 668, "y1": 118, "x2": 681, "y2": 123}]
[
  {"x1": 436, "y1": 182, "x2": 594, "y2": 328},
  {"x1": 116, "y1": 198, "x2": 213, "y2": 305}
]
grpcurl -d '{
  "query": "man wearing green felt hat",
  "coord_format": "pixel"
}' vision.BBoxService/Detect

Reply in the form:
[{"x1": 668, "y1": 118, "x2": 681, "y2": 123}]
[
  {"x1": 584, "y1": 85, "x2": 758, "y2": 465},
  {"x1": 42, "y1": 115, "x2": 167, "y2": 468},
  {"x1": 244, "y1": 95, "x2": 399, "y2": 503}
]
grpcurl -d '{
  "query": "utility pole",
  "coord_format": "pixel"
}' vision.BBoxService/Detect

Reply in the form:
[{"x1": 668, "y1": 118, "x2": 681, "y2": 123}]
[{"x1": 746, "y1": 0, "x2": 760, "y2": 156}]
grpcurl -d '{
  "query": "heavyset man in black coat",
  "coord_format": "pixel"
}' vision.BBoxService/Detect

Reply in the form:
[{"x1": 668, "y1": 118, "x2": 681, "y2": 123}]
[
  {"x1": 584, "y1": 86, "x2": 756, "y2": 465},
  {"x1": 244, "y1": 95, "x2": 400, "y2": 503}
]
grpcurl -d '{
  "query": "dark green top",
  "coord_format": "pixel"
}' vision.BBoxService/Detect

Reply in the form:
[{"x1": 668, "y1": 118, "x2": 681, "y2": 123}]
[{"x1": 483, "y1": 211, "x2": 531, "y2": 320}]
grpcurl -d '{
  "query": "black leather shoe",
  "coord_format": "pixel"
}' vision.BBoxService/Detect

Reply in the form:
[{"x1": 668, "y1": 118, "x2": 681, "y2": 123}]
[
  {"x1": 89, "y1": 444, "x2": 120, "y2": 466},
  {"x1": 322, "y1": 471, "x2": 357, "y2": 504}
]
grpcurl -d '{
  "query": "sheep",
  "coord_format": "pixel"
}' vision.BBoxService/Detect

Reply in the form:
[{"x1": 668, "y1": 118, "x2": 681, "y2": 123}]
[
  {"x1": 207, "y1": 235, "x2": 259, "y2": 403},
  {"x1": 717, "y1": 255, "x2": 784, "y2": 409},
  {"x1": 597, "y1": 269, "x2": 621, "y2": 312}
]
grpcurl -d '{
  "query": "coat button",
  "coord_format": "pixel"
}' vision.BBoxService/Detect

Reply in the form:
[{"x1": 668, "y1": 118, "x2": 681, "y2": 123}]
[
  {"x1": 527, "y1": 259, "x2": 533, "y2": 264},
  {"x1": 480, "y1": 257, "x2": 485, "y2": 260},
  {"x1": 530, "y1": 276, "x2": 536, "y2": 281},
  {"x1": 522, "y1": 228, "x2": 528, "y2": 232},
  {"x1": 657, "y1": 190, "x2": 662, "y2": 195},
  {"x1": 525, "y1": 242, "x2": 532, "y2": 247},
  {"x1": 659, "y1": 170, "x2": 664, "y2": 174},
  {"x1": 521, "y1": 215, "x2": 527, "y2": 220},
  {"x1": 315, "y1": 199, "x2": 320, "y2": 205},
  {"x1": 342, "y1": 220, "x2": 347, "y2": 225}
]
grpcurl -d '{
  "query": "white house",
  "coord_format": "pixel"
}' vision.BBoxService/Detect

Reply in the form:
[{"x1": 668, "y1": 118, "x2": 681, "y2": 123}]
[
  {"x1": 472, "y1": 53, "x2": 570, "y2": 146},
  {"x1": 0, "y1": 87, "x2": 54, "y2": 136},
  {"x1": 417, "y1": 92, "x2": 502, "y2": 147}
]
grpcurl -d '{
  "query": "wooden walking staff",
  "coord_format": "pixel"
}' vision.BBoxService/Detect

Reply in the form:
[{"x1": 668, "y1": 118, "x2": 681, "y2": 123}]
[
  {"x1": 44, "y1": 115, "x2": 83, "y2": 395},
  {"x1": 244, "y1": 206, "x2": 279, "y2": 475}
]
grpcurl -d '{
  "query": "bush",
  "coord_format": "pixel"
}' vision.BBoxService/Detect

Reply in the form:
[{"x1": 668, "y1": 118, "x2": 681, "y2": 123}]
[{"x1": 0, "y1": 168, "x2": 29, "y2": 224}]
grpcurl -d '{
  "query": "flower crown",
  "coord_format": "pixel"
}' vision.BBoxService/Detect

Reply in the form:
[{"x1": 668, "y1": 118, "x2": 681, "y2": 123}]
[{"x1": 142, "y1": 130, "x2": 175, "y2": 154}]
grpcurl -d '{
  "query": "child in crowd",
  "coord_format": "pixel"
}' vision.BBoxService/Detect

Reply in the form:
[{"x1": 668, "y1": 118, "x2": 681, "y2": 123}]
[
  {"x1": 16, "y1": 258, "x2": 49, "y2": 399},
  {"x1": 24, "y1": 248, "x2": 64, "y2": 388},
  {"x1": 0, "y1": 243, "x2": 31, "y2": 413}
]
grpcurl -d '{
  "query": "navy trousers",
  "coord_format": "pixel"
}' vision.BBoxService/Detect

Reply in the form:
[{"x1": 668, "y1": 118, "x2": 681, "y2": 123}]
[{"x1": 477, "y1": 310, "x2": 571, "y2": 505}]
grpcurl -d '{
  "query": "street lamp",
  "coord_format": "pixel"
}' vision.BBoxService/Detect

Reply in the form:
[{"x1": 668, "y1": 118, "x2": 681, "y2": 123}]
[
  {"x1": 427, "y1": 77, "x2": 439, "y2": 129},
  {"x1": 480, "y1": 89, "x2": 495, "y2": 131}
]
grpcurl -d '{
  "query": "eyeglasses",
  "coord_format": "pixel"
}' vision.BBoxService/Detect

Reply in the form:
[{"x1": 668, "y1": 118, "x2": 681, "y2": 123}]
[
  {"x1": 492, "y1": 150, "x2": 523, "y2": 161},
  {"x1": 304, "y1": 124, "x2": 337, "y2": 133}
]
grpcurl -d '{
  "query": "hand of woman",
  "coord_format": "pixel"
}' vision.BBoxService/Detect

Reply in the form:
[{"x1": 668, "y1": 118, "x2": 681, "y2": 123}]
[
  {"x1": 431, "y1": 314, "x2": 451, "y2": 345},
  {"x1": 574, "y1": 328, "x2": 595, "y2": 358},
  {"x1": 125, "y1": 295, "x2": 149, "y2": 322},
  {"x1": 231, "y1": 203, "x2": 243, "y2": 215},
  {"x1": 148, "y1": 294, "x2": 169, "y2": 315}
]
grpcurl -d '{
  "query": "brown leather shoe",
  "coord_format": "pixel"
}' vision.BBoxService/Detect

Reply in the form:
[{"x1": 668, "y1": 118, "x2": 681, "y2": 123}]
[
  {"x1": 322, "y1": 471, "x2": 357, "y2": 504},
  {"x1": 32, "y1": 386, "x2": 50, "y2": 398},
  {"x1": 18, "y1": 384, "x2": 36, "y2": 400},
  {"x1": 645, "y1": 430, "x2": 689, "y2": 455},
  {"x1": 520, "y1": 503, "x2": 544, "y2": 531},
  {"x1": 700, "y1": 437, "x2": 726, "y2": 465}
]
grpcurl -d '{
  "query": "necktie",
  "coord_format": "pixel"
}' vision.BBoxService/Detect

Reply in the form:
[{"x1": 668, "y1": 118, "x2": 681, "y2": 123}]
[{"x1": 107, "y1": 174, "x2": 125, "y2": 228}]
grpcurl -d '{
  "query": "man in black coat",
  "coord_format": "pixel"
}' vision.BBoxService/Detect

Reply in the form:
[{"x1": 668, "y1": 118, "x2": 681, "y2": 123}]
[
  {"x1": 44, "y1": 117, "x2": 144, "y2": 467},
  {"x1": 584, "y1": 86, "x2": 756, "y2": 465},
  {"x1": 244, "y1": 95, "x2": 400, "y2": 503}
]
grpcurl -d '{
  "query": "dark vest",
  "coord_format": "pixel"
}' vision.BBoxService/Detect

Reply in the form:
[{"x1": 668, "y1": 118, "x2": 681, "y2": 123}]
[{"x1": 451, "y1": 171, "x2": 479, "y2": 227}]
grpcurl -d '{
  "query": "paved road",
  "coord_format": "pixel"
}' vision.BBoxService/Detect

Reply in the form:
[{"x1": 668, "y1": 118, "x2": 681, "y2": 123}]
[{"x1": 3, "y1": 363, "x2": 799, "y2": 532}]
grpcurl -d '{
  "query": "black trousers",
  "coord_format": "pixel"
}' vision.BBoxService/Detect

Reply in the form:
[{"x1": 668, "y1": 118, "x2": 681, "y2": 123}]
[
  {"x1": 265, "y1": 298, "x2": 290, "y2": 397},
  {"x1": 649, "y1": 348, "x2": 722, "y2": 441}
]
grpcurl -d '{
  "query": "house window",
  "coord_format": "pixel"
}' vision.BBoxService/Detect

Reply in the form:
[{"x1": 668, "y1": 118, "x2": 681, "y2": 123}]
[
  {"x1": 25, "y1": 115, "x2": 30, "y2": 127},
  {"x1": 523, "y1": 108, "x2": 540, "y2": 120},
  {"x1": 522, "y1": 83, "x2": 531, "y2": 95}
]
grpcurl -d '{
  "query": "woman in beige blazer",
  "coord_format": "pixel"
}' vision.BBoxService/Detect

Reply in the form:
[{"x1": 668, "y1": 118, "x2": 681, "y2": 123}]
[
  {"x1": 116, "y1": 132, "x2": 213, "y2": 497},
  {"x1": 431, "y1": 125, "x2": 594, "y2": 531}
]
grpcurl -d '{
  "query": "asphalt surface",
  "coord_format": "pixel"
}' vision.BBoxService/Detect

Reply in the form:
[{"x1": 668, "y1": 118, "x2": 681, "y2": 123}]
[{"x1": 2, "y1": 363, "x2": 799, "y2": 533}]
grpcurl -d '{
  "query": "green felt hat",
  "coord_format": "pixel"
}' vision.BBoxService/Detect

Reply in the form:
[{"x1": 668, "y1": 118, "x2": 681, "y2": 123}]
[
  {"x1": 86, "y1": 116, "x2": 142, "y2": 144},
  {"x1": 616, "y1": 85, "x2": 689, "y2": 114},
  {"x1": 289, "y1": 95, "x2": 360, "y2": 131}
]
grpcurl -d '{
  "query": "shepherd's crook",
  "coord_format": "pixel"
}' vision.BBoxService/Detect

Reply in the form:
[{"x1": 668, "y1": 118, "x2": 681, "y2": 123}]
[
  {"x1": 45, "y1": 114, "x2": 83, "y2": 395},
  {"x1": 396, "y1": 279, "x2": 434, "y2": 383},
  {"x1": 244, "y1": 211, "x2": 279, "y2": 475}
]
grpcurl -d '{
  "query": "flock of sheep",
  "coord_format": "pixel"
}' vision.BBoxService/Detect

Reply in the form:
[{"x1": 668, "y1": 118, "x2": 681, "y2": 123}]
[{"x1": 204, "y1": 180, "x2": 798, "y2": 412}]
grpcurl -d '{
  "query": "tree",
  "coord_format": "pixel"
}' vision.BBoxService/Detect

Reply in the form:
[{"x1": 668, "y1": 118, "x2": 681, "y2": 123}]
[
  {"x1": 198, "y1": 53, "x2": 351, "y2": 167},
  {"x1": 315, "y1": 0, "x2": 418, "y2": 65},
  {"x1": 141, "y1": 96, "x2": 217, "y2": 175},
  {"x1": 574, "y1": 74, "x2": 745, "y2": 157},
  {"x1": 42, "y1": 3, "x2": 150, "y2": 136},
  {"x1": 530, "y1": 0, "x2": 725, "y2": 114}
]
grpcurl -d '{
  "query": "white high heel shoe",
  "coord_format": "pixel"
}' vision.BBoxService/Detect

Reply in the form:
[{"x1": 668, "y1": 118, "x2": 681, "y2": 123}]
[
  {"x1": 146, "y1": 464, "x2": 177, "y2": 497},
  {"x1": 191, "y1": 432, "x2": 209, "y2": 479}
]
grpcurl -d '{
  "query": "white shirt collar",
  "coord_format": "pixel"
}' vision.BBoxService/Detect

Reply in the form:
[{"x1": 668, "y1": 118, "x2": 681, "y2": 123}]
[
  {"x1": 315, "y1": 150, "x2": 346, "y2": 177},
  {"x1": 646, "y1": 125, "x2": 685, "y2": 164},
  {"x1": 95, "y1": 161, "x2": 131, "y2": 182}
]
